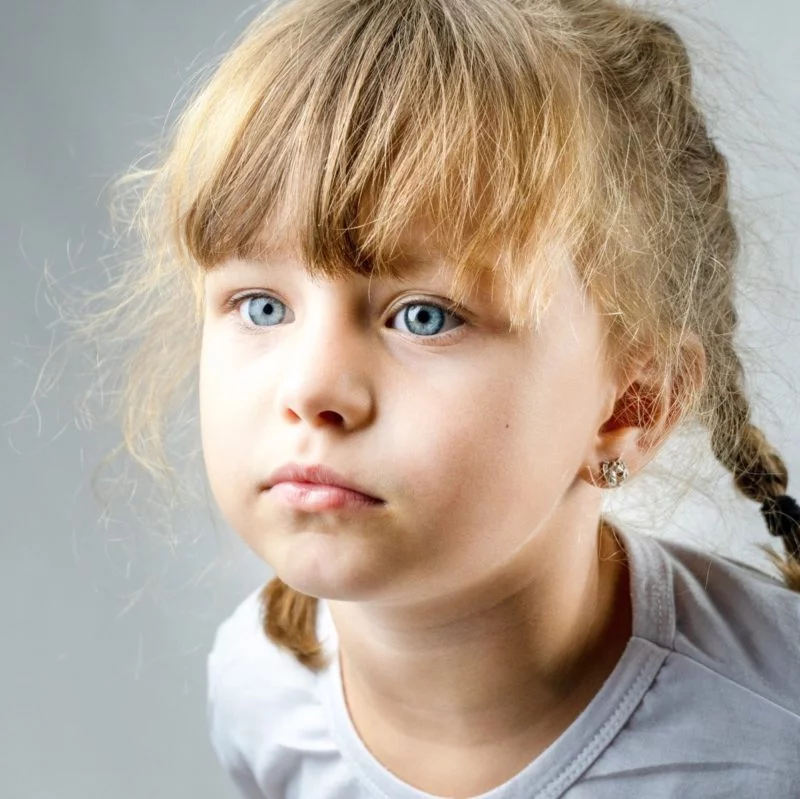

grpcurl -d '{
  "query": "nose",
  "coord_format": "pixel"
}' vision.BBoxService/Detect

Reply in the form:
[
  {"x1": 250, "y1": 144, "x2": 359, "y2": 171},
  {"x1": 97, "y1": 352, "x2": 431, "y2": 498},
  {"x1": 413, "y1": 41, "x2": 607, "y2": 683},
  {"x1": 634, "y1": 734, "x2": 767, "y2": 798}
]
[{"x1": 274, "y1": 296, "x2": 375, "y2": 431}]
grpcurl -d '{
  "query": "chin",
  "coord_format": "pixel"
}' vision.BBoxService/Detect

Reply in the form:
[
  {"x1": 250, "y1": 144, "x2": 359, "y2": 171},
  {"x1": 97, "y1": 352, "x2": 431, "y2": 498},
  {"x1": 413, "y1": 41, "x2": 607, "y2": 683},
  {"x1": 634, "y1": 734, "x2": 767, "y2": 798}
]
[{"x1": 269, "y1": 537, "x2": 386, "y2": 602}]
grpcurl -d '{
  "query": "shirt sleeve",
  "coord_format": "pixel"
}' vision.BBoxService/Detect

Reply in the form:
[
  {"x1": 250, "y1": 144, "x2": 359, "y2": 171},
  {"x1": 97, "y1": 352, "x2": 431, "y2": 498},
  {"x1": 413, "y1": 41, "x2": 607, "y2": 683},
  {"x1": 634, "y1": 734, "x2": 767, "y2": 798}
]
[{"x1": 206, "y1": 646, "x2": 268, "y2": 799}]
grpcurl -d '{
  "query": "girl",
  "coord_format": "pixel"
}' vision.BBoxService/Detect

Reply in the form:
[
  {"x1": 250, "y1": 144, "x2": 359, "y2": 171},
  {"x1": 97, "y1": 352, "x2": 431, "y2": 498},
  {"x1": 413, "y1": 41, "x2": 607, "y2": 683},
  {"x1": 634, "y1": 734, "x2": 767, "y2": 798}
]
[{"x1": 71, "y1": 0, "x2": 800, "y2": 796}]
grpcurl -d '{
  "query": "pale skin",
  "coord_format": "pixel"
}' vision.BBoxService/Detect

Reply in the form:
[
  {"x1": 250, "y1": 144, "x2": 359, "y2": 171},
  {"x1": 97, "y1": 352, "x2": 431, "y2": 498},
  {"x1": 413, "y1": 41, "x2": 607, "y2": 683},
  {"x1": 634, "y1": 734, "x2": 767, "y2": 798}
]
[{"x1": 200, "y1": 220, "x2": 701, "y2": 797}]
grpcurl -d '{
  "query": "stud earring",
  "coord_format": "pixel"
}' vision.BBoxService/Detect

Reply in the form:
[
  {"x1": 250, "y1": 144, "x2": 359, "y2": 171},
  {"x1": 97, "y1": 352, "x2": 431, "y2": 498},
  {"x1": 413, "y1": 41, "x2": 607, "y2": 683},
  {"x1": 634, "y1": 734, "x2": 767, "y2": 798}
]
[{"x1": 600, "y1": 458, "x2": 629, "y2": 488}]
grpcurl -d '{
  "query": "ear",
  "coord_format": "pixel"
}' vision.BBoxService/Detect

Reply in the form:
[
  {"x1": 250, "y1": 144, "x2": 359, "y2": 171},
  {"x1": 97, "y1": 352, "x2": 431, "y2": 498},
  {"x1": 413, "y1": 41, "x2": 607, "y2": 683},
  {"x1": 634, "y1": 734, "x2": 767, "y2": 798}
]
[{"x1": 582, "y1": 334, "x2": 706, "y2": 486}]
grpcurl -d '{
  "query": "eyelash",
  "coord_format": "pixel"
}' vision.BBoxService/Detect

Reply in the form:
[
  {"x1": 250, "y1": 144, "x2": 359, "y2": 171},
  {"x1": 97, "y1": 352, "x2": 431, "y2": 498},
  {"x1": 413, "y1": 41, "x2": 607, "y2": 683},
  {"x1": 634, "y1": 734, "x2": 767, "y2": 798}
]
[{"x1": 224, "y1": 291, "x2": 469, "y2": 341}]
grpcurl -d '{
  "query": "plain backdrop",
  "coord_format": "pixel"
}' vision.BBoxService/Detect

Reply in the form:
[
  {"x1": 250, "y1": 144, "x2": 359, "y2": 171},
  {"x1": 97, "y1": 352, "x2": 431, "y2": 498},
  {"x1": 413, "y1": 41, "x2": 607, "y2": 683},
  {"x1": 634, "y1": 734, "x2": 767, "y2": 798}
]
[{"x1": 2, "y1": 2, "x2": 799, "y2": 798}]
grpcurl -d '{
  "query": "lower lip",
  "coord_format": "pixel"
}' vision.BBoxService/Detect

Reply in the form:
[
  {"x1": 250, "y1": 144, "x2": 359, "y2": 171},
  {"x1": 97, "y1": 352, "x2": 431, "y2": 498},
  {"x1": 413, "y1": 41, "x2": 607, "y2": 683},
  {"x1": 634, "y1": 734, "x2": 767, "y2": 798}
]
[{"x1": 269, "y1": 482, "x2": 384, "y2": 512}]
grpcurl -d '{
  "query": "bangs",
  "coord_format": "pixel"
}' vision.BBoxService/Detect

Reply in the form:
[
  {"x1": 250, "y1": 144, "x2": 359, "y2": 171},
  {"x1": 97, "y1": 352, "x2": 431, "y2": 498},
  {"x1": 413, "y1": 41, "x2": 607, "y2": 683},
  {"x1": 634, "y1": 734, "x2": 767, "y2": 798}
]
[{"x1": 163, "y1": 0, "x2": 597, "y2": 328}]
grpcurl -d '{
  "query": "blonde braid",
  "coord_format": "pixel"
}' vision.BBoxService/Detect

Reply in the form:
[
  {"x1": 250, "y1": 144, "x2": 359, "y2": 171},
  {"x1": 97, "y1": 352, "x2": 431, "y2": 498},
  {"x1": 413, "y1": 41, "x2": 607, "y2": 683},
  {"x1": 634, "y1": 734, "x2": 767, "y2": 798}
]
[
  {"x1": 708, "y1": 323, "x2": 800, "y2": 585},
  {"x1": 258, "y1": 579, "x2": 330, "y2": 673},
  {"x1": 628, "y1": 12, "x2": 800, "y2": 588}
]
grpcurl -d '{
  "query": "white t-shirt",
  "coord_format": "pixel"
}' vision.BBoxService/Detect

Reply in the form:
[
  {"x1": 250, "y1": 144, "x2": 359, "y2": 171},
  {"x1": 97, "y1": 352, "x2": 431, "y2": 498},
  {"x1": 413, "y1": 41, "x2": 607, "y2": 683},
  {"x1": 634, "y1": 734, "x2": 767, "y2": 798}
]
[{"x1": 206, "y1": 525, "x2": 800, "y2": 798}]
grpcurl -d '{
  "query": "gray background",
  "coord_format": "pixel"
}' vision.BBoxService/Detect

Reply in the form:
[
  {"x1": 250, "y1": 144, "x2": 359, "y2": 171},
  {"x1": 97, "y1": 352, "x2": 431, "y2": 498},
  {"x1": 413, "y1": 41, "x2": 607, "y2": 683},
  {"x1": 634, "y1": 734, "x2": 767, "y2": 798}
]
[{"x1": 1, "y1": 2, "x2": 798, "y2": 798}]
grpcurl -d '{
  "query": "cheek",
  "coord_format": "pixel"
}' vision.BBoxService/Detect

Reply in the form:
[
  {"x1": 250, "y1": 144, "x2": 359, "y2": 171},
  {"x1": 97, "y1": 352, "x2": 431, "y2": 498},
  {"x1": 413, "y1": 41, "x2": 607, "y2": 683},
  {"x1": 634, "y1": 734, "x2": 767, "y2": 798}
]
[
  {"x1": 198, "y1": 337, "x2": 257, "y2": 517},
  {"x1": 199, "y1": 341, "x2": 228, "y2": 462},
  {"x1": 199, "y1": 327, "x2": 264, "y2": 441},
  {"x1": 398, "y1": 369, "x2": 589, "y2": 545},
  {"x1": 385, "y1": 376, "x2": 542, "y2": 526}
]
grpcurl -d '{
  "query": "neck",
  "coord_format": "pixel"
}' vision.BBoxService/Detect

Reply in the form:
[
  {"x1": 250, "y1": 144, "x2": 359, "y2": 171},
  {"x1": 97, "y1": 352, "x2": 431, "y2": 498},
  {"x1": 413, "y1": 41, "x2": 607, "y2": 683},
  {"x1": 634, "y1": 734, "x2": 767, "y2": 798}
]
[{"x1": 327, "y1": 506, "x2": 632, "y2": 793}]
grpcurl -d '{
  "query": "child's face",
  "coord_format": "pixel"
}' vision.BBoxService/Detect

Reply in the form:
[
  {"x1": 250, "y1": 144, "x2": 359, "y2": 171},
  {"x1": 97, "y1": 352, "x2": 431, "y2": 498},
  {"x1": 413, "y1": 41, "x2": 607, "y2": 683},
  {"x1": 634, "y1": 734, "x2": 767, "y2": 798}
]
[{"x1": 199, "y1": 224, "x2": 617, "y2": 602}]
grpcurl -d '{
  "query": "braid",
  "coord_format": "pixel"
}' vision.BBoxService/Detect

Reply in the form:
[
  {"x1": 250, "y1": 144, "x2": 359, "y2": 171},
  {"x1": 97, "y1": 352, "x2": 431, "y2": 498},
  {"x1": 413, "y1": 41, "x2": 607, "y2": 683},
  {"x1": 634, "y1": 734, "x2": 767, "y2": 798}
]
[
  {"x1": 708, "y1": 318, "x2": 800, "y2": 584},
  {"x1": 258, "y1": 578, "x2": 330, "y2": 673},
  {"x1": 628, "y1": 15, "x2": 800, "y2": 589}
]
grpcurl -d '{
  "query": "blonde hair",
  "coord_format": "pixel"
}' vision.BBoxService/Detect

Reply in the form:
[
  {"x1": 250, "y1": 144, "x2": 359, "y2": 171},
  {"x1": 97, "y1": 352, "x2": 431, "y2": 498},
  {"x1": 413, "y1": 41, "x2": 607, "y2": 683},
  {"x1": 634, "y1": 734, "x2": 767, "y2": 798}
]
[{"x1": 58, "y1": 0, "x2": 800, "y2": 673}]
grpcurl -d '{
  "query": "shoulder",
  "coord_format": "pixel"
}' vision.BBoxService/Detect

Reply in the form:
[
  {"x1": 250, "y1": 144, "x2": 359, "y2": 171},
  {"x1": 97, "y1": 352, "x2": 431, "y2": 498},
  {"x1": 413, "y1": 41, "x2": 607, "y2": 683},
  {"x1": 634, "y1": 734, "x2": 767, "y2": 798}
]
[
  {"x1": 653, "y1": 534, "x2": 800, "y2": 717},
  {"x1": 605, "y1": 531, "x2": 800, "y2": 788},
  {"x1": 207, "y1": 585, "x2": 281, "y2": 680},
  {"x1": 206, "y1": 586, "x2": 329, "y2": 771}
]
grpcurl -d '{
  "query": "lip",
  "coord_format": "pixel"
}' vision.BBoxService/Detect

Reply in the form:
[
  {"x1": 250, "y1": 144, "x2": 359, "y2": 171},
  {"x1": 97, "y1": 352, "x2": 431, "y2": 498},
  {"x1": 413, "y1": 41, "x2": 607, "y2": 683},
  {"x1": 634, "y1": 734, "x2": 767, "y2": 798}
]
[
  {"x1": 266, "y1": 463, "x2": 383, "y2": 502},
  {"x1": 269, "y1": 482, "x2": 383, "y2": 512}
]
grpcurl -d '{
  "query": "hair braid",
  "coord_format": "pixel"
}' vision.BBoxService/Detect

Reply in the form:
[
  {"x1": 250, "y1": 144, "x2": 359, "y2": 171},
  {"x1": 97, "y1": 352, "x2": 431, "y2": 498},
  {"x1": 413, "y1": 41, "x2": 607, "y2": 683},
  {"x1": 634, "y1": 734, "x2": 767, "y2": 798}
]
[
  {"x1": 631, "y1": 14, "x2": 800, "y2": 587},
  {"x1": 258, "y1": 579, "x2": 330, "y2": 673},
  {"x1": 708, "y1": 311, "x2": 800, "y2": 584}
]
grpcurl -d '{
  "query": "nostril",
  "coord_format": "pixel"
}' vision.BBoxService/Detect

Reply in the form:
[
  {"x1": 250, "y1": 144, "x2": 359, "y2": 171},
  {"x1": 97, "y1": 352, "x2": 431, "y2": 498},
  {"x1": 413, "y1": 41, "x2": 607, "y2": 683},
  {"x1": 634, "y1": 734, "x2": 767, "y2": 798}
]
[{"x1": 319, "y1": 410, "x2": 345, "y2": 425}]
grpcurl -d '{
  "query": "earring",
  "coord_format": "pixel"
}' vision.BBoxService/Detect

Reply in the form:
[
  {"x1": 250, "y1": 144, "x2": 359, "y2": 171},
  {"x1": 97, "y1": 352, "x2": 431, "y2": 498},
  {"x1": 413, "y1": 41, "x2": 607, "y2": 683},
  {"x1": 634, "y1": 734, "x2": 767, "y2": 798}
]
[{"x1": 600, "y1": 457, "x2": 629, "y2": 488}]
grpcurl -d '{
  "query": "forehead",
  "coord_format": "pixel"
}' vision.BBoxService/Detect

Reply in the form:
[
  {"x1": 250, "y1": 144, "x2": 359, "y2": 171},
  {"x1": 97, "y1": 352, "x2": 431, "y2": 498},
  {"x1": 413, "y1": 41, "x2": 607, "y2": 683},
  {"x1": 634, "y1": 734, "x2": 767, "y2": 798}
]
[{"x1": 235, "y1": 215, "x2": 505, "y2": 293}]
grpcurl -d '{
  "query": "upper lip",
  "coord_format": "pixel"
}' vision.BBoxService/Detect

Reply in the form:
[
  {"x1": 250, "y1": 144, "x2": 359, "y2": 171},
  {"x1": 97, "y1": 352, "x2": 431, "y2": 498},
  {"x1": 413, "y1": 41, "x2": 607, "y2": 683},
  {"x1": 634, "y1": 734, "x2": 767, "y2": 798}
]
[{"x1": 266, "y1": 463, "x2": 382, "y2": 500}]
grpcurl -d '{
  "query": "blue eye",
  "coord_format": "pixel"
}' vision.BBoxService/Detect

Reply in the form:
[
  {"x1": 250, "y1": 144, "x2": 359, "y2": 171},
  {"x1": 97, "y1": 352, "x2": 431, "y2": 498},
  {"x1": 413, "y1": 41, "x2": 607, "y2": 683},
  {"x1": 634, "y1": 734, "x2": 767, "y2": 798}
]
[
  {"x1": 238, "y1": 294, "x2": 287, "y2": 327},
  {"x1": 232, "y1": 293, "x2": 465, "y2": 339},
  {"x1": 393, "y1": 302, "x2": 463, "y2": 337}
]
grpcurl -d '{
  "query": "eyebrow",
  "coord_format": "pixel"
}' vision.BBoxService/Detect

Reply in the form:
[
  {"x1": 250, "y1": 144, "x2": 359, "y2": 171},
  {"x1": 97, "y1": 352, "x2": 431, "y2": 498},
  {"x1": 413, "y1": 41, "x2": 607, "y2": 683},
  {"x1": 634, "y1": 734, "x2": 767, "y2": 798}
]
[{"x1": 219, "y1": 247, "x2": 451, "y2": 281}]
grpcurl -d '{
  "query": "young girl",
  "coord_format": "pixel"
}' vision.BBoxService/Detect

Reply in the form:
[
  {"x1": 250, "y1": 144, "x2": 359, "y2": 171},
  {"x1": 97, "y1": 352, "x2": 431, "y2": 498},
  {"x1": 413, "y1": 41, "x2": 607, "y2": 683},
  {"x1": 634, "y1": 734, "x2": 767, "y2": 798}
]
[{"x1": 73, "y1": 0, "x2": 800, "y2": 796}]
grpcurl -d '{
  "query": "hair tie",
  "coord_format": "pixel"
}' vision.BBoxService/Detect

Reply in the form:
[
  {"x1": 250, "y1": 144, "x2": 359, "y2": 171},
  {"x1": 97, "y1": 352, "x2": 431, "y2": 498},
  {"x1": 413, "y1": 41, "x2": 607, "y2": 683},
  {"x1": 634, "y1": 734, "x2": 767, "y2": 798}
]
[{"x1": 760, "y1": 494, "x2": 800, "y2": 557}]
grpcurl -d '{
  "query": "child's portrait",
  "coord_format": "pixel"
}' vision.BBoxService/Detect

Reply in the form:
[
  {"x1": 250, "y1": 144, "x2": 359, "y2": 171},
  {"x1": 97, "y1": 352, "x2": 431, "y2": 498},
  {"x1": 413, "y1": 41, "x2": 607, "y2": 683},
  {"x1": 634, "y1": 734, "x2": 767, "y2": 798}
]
[{"x1": 4, "y1": 1, "x2": 800, "y2": 797}]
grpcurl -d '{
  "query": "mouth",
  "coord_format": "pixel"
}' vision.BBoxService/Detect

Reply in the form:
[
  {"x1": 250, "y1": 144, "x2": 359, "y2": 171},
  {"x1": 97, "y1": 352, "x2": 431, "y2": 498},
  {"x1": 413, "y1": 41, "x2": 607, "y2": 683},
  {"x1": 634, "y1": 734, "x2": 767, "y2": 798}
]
[
  {"x1": 265, "y1": 462, "x2": 384, "y2": 506},
  {"x1": 268, "y1": 481, "x2": 385, "y2": 512}
]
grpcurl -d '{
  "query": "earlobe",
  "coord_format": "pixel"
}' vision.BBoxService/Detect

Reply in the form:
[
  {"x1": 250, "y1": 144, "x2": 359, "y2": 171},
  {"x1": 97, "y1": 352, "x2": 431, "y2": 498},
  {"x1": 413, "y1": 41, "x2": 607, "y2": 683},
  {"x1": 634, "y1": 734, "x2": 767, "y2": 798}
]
[
  {"x1": 581, "y1": 454, "x2": 634, "y2": 489},
  {"x1": 580, "y1": 364, "x2": 665, "y2": 490},
  {"x1": 590, "y1": 334, "x2": 707, "y2": 480},
  {"x1": 600, "y1": 457, "x2": 630, "y2": 488}
]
